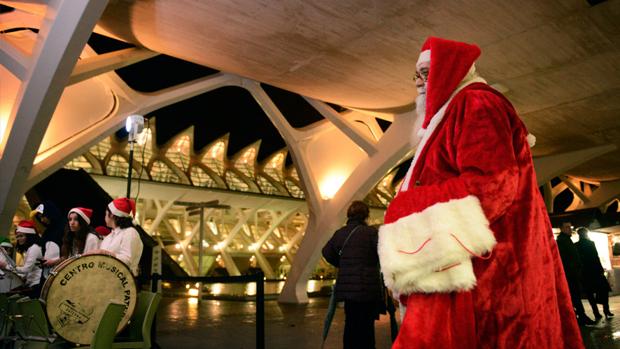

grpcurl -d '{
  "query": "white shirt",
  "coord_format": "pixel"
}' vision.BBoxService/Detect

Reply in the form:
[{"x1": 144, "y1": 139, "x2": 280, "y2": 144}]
[
  {"x1": 100, "y1": 226, "x2": 143, "y2": 276},
  {"x1": 44, "y1": 241, "x2": 60, "y2": 260},
  {"x1": 42, "y1": 241, "x2": 60, "y2": 279},
  {"x1": 72, "y1": 233, "x2": 101, "y2": 256},
  {"x1": 83, "y1": 233, "x2": 101, "y2": 254},
  {"x1": 16, "y1": 244, "x2": 42, "y2": 286}
]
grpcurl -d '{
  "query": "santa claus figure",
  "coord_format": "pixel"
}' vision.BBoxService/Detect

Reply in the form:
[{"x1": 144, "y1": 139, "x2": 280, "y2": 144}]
[{"x1": 378, "y1": 37, "x2": 584, "y2": 348}]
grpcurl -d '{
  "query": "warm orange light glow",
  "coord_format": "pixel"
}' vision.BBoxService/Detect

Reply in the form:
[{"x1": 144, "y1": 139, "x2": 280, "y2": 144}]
[
  {"x1": 319, "y1": 173, "x2": 347, "y2": 200},
  {"x1": 210, "y1": 141, "x2": 224, "y2": 158},
  {"x1": 268, "y1": 153, "x2": 284, "y2": 168},
  {"x1": 0, "y1": 65, "x2": 19, "y2": 158},
  {"x1": 0, "y1": 111, "x2": 8, "y2": 154},
  {"x1": 175, "y1": 135, "x2": 190, "y2": 153},
  {"x1": 240, "y1": 147, "x2": 256, "y2": 164},
  {"x1": 211, "y1": 283, "x2": 223, "y2": 295}
]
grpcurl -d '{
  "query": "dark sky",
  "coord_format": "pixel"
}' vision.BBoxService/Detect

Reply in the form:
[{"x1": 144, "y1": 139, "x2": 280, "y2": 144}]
[{"x1": 89, "y1": 33, "x2": 329, "y2": 163}]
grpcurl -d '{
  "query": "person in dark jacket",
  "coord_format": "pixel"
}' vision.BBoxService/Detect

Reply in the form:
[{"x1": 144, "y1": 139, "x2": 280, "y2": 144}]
[
  {"x1": 557, "y1": 222, "x2": 596, "y2": 326},
  {"x1": 322, "y1": 201, "x2": 382, "y2": 349},
  {"x1": 575, "y1": 227, "x2": 613, "y2": 320}
]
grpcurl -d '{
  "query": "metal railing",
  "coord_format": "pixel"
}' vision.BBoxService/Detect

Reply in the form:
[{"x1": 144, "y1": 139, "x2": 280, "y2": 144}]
[{"x1": 149, "y1": 272, "x2": 265, "y2": 349}]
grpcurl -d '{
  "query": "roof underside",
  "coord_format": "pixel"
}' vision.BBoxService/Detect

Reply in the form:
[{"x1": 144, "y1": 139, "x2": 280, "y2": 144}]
[{"x1": 3, "y1": 0, "x2": 620, "y2": 181}]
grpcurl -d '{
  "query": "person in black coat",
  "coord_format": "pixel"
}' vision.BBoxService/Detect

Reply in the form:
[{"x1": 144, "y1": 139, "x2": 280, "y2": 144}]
[
  {"x1": 322, "y1": 201, "x2": 382, "y2": 349},
  {"x1": 575, "y1": 227, "x2": 613, "y2": 320},
  {"x1": 556, "y1": 222, "x2": 596, "y2": 326}
]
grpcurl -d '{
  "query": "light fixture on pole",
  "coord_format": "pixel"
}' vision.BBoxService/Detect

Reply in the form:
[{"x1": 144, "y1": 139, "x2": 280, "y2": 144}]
[{"x1": 125, "y1": 114, "x2": 145, "y2": 198}]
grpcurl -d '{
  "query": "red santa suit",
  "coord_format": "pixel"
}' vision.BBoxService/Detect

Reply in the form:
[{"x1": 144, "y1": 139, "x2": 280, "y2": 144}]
[{"x1": 378, "y1": 37, "x2": 583, "y2": 349}]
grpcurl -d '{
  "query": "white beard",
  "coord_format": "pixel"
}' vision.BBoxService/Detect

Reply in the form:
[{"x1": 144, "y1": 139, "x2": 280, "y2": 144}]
[
  {"x1": 416, "y1": 92, "x2": 426, "y2": 120},
  {"x1": 411, "y1": 92, "x2": 426, "y2": 146}
]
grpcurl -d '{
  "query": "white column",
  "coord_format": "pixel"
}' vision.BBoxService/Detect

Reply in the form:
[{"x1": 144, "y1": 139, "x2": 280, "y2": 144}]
[{"x1": 0, "y1": 0, "x2": 109, "y2": 233}]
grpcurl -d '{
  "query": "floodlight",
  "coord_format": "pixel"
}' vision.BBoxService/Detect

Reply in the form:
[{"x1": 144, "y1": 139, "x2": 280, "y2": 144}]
[
  {"x1": 125, "y1": 114, "x2": 145, "y2": 197},
  {"x1": 126, "y1": 114, "x2": 145, "y2": 142}
]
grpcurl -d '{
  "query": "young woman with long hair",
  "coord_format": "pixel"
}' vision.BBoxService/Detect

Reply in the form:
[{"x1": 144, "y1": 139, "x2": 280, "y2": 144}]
[{"x1": 44, "y1": 207, "x2": 101, "y2": 267}]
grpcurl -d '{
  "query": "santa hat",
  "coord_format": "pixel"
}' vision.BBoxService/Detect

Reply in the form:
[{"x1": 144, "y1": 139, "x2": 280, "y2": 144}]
[
  {"x1": 417, "y1": 37, "x2": 481, "y2": 130},
  {"x1": 108, "y1": 197, "x2": 136, "y2": 218},
  {"x1": 95, "y1": 226, "x2": 112, "y2": 237},
  {"x1": 16, "y1": 220, "x2": 37, "y2": 235},
  {"x1": 0, "y1": 237, "x2": 12, "y2": 248},
  {"x1": 68, "y1": 207, "x2": 93, "y2": 225}
]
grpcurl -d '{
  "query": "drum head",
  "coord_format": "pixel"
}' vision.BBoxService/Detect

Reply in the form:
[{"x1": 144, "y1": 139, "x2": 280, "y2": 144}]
[{"x1": 41, "y1": 254, "x2": 137, "y2": 344}]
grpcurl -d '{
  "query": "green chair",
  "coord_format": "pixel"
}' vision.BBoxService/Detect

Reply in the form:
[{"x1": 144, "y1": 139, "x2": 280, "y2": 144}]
[
  {"x1": 6, "y1": 294, "x2": 30, "y2": 341},
  {"x1": 90, "y1": 302, "x2": 125, "y2": 349},
  {"x1": 112, "y1": 291, "x2": 162, "y2": 349},
  {"x1": 14, "y1": 298, "x2": 53, "y2": 349}
]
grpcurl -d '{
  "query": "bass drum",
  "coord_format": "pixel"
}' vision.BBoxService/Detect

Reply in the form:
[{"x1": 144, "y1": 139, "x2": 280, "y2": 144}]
[
  {"x1": 0, "y1": 269, "x2": 24, "y2": 293},
  {"x1": 40, "y1": 254, "x2": 137, "y2": 344}
]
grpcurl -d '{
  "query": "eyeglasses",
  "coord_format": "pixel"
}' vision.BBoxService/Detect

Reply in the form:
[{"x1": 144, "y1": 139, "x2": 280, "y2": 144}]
[{"x1": 413, "y1": 69, "x2": 429, "y2": 82}]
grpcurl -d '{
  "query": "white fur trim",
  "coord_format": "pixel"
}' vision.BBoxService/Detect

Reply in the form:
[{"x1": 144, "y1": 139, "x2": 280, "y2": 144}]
[
  {"x1": 108, "y1": 202, "x2": 131, "y2": 217},
  {"x1": 400, "y1": 73, "x2": 486, "y2": 193},
  {"x1": 68, "y1": 208, "x2": 90, "y2": 225},
  {"x1": 391, "y1": 261, "x2": 477, "y2": 294},
  {"x1": 526, "y1": 133, "x2": 536, "y2": 148},
  {"x1": 417, "y1": 49, "x2": 430, "y2": 66},
  {"x1": 16, "y1": 226, "x2": 36, "y2": 235},
  {"x1": 378, "y1": 195, "x2": 496, "y2": 294}
]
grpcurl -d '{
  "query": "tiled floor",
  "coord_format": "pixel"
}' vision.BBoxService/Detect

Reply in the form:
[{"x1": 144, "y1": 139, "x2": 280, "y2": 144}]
[{"x1": 155, "y1": 296, "x2": 620, "y2": 348}]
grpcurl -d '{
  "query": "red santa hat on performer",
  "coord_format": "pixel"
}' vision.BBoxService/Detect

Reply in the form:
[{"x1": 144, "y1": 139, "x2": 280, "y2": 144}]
[
  {"x1": 416, "y1": 37, "x2": 481, "y2": 131},
  {"x1": 16, "y1": 220, "x2": 37, "y2": 235},
  {"x1": 95, "y1": 225, "x2": 112, "y2": 237},
  {"x1": 108, "y1": 197, "x2": 136, "y2": 218},
  {"x1": 68, "y1": 207, "x2": 93, "y2": 225}
]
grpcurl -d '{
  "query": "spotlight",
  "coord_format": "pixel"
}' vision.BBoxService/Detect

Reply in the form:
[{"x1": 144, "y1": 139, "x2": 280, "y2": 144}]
[
  {"x1": 125, "y1": 114, "x2": 145, "y2": 142},
  {"x1": 125, "y1": 114, "x2": 145, "y2": 197}
]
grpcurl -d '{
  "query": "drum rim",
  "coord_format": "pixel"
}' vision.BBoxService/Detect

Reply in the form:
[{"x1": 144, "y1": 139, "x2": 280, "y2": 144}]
[{"x1": 40, "y1": 253, "x2": 138, "y2": 344}]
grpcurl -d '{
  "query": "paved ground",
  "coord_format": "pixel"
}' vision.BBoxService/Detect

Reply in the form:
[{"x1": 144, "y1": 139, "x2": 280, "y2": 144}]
[{"x1": 155, "y1": 296, "x2": 620, "y2": 349}]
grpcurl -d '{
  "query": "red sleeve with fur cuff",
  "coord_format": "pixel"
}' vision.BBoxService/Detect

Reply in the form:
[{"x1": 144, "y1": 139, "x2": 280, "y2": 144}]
[{"x1": 379, "y1": 88, "x2": 520, "y2": 294}]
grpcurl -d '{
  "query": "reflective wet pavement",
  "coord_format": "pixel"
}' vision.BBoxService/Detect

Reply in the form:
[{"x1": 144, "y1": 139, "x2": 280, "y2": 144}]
[
  {"x1": 155, "y1": 296, "x2": 620, "y2": 348},
  {"x1": 580, "y1": 296, "x2": 620, "y2": 349}
]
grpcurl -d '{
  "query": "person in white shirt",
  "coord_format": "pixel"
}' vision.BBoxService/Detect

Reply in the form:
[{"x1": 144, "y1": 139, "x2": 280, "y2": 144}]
[
  {"x1": 87, "y1": 198, "x2": 143, "y2": 277},
  {"x1": 30, "y1": 201, "x2": 62, "y2": 281},
  {"x1": 44, "y1": 207, "x2": 102, "y2": 267},
  {"x1": 0, "y1": 220, "x2": 43, "y2": 298}
]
